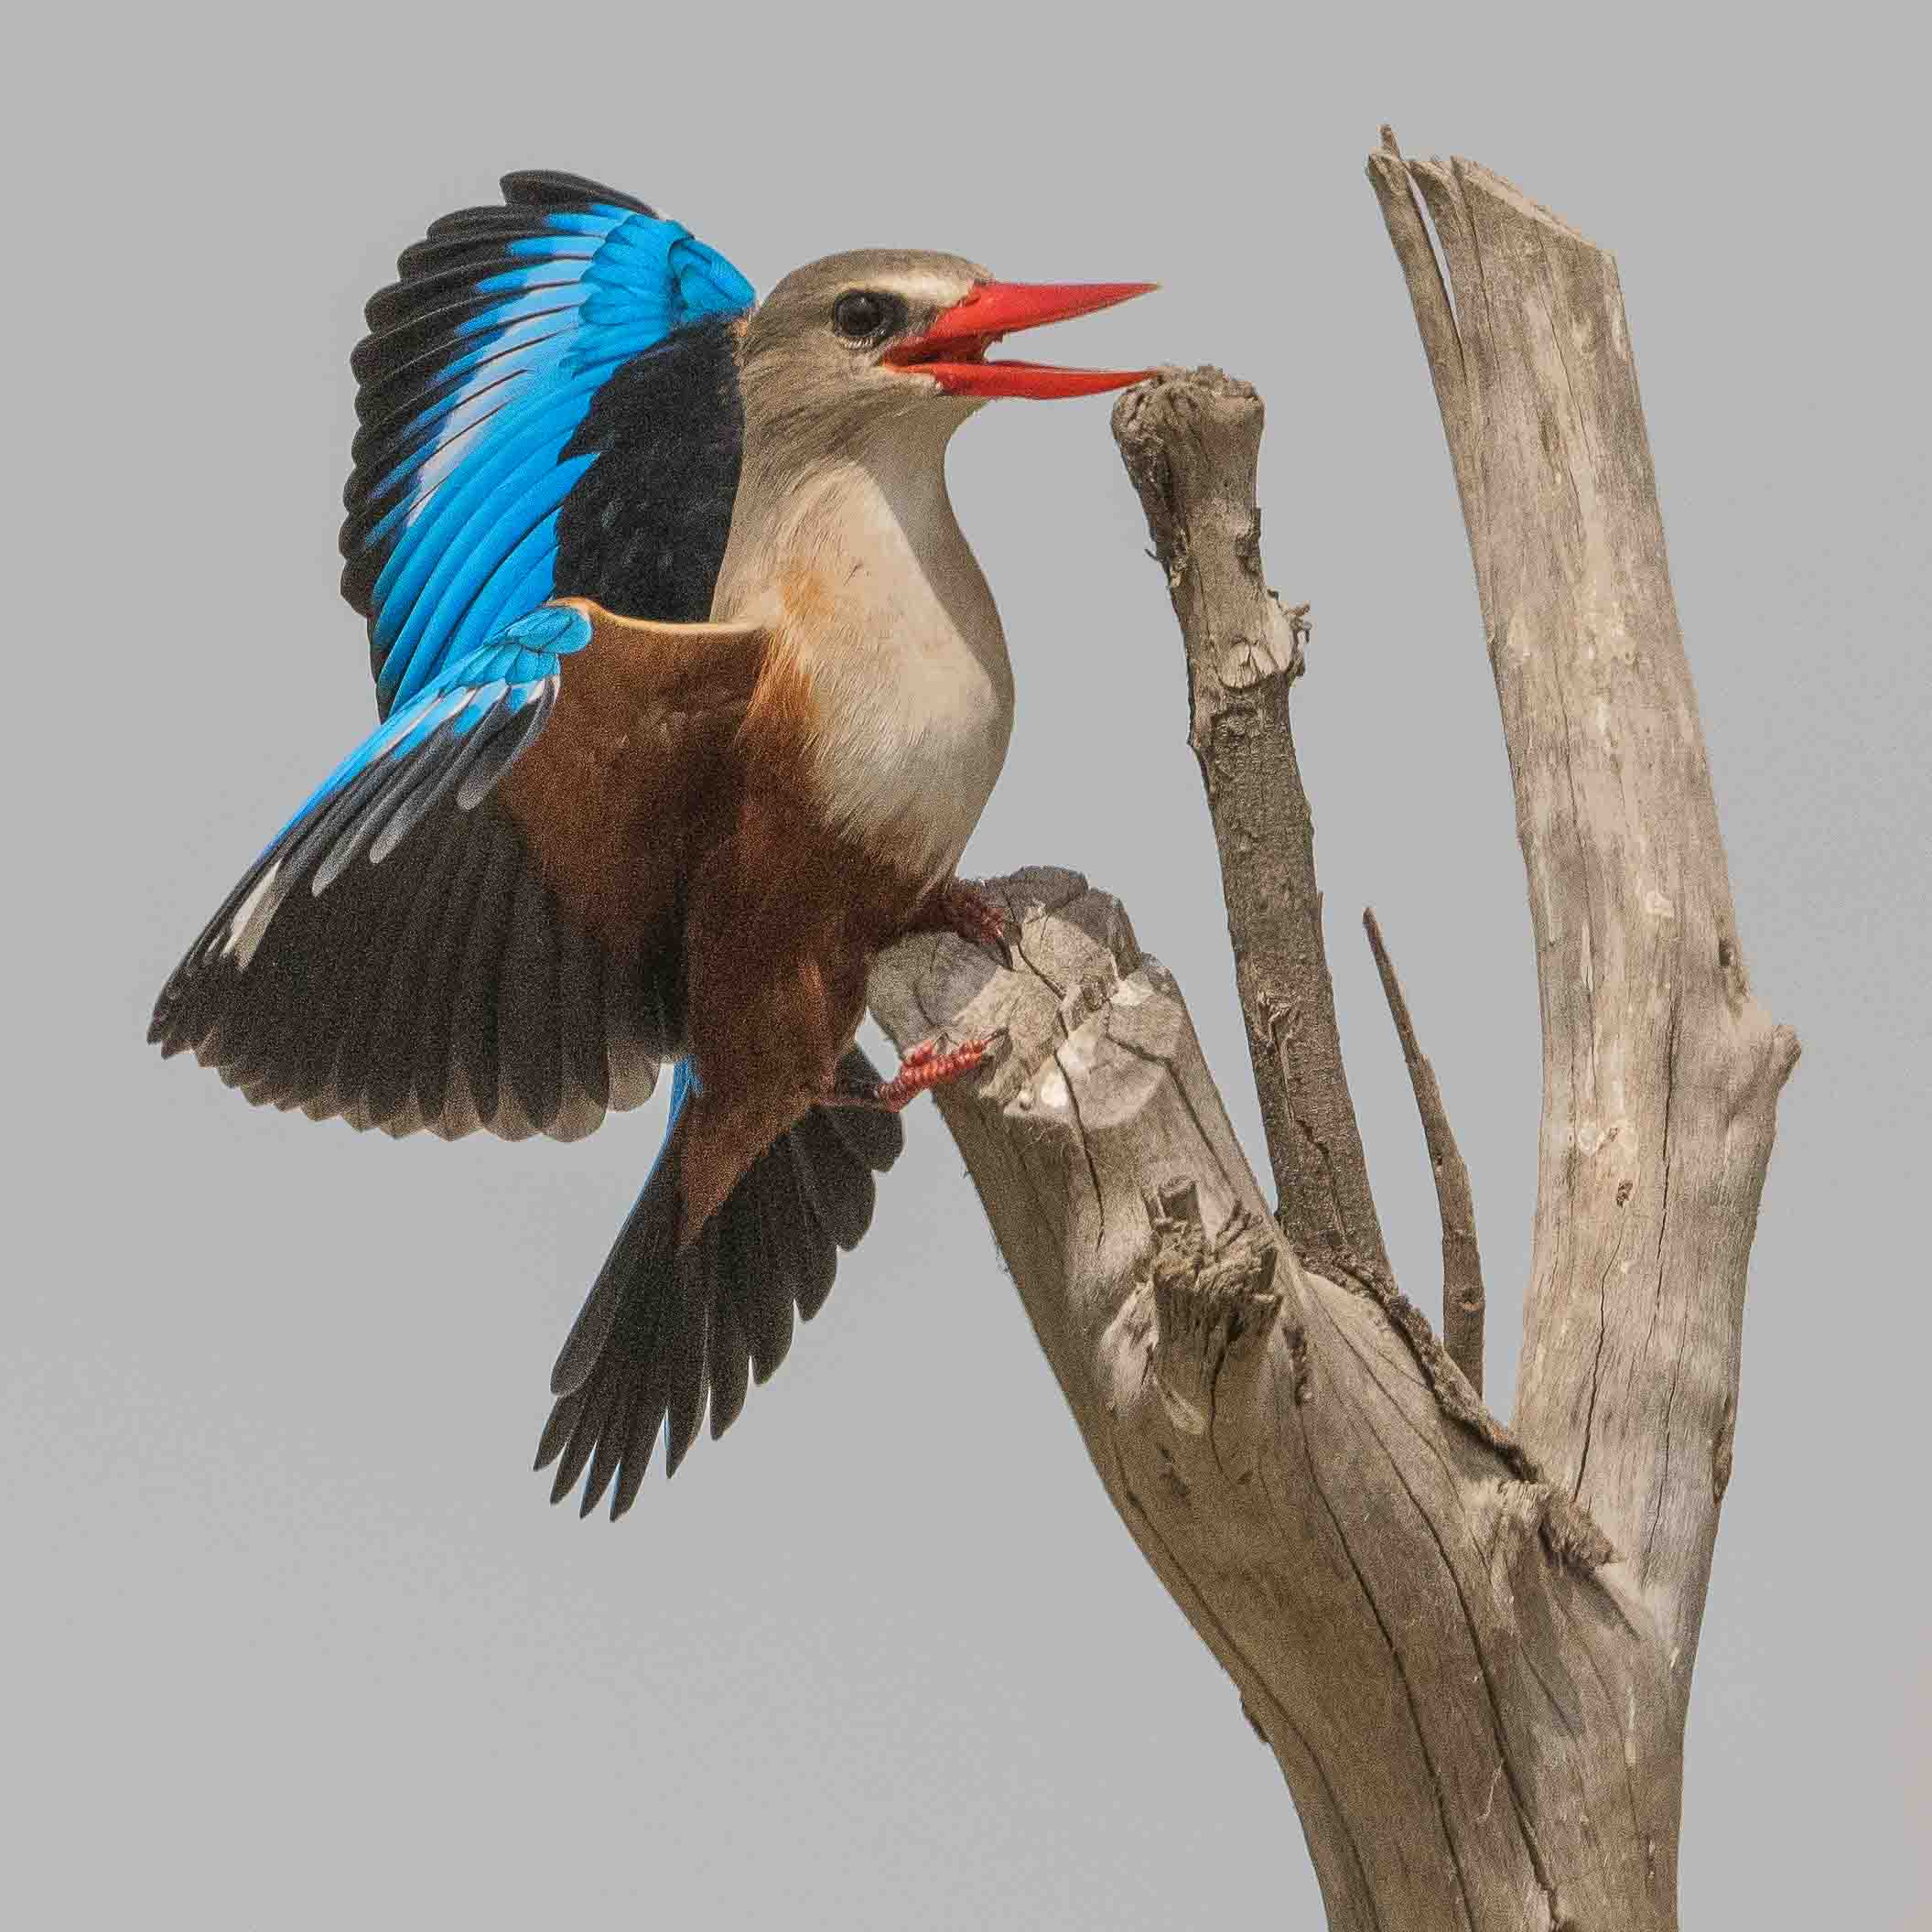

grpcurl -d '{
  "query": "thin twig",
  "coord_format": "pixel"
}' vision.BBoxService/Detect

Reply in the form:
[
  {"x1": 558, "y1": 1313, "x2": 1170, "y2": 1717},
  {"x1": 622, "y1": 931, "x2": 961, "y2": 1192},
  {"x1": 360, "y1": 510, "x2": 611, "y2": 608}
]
[{"x1": 1362, "y1": 907, "x2": 1485, "y2": 1397}]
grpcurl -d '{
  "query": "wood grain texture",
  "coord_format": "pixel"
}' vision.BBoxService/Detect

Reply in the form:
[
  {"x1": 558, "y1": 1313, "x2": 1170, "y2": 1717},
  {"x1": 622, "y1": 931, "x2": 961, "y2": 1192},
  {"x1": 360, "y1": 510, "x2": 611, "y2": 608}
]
[
  {"x1": 872, "y1": 872, "x2": 1678, "y2": 1932},
  {"x1": 1367, "y1": 131, "x2": 1798, "y2": 1699},
  {"x1": 1112, "y1": 373, "x2": 1393, "y2": 1285}
]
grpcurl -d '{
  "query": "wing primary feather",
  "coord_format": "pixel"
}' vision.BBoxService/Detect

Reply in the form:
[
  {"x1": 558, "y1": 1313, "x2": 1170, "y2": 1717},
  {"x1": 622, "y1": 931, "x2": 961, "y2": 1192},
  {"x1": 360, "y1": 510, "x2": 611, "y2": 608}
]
[
  {"x1": 426, "y1": 203, "x2": 549, "y2": 239},
  {"x1": 310, "y1": 711, "x2": 462, "y2": 894},
  {"x1": 349, "y1": 362, "x2": 525, "y2": 475},
  {"x1": 455, "y1": 683, "x2": 554, "y2": 810},
  {"x1": 364, "y1": 264, "x2": 594, "y2": 333},
  {"x1": 273, "y1": 759, "x2": 394, "y2": 901},
  {"x1": 449, "y1": 818, "x2": 521, "y2": 1131},
  {"x1": 362, "y1": 813, "x2": 470, "y2": 1130},
  {"x1": 351, "y1": 292, "x2": 587, "y2": 384},
  {"x1": 349, "y1": 325, "x2": 577, "y2": 448},
  {"x1": 324, "y1": 826, "x2": 443, "y2": 1127},
  {"x1": 393, "y1": 230, "x2": 556, "y2": 280},
  {"x1": 410, "y1": 816, "x2": 494, "y2": 1135},
  {"x1": 498, "y1": 864, "x2": 562, "y2": 1135},
  {"x1": 554, "y1": 916, "x2": 610, "y2": 1134},
  {"x1": 366, "y1": 714, "x2": 495, "y2": 863},
  {"x1": 500, "y1": 171, "x2": 656, "y2": 214}
]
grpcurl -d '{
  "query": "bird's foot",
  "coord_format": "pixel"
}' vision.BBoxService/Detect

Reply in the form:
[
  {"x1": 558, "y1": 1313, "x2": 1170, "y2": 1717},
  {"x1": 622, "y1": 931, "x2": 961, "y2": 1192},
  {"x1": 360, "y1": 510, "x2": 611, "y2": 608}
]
[
  {"x1": 912, "y1": 878, "x2": 1015, "y2": 967},
  {"x1": 828, "y1": 1032, "x2": 1002, "y2": 1113}
]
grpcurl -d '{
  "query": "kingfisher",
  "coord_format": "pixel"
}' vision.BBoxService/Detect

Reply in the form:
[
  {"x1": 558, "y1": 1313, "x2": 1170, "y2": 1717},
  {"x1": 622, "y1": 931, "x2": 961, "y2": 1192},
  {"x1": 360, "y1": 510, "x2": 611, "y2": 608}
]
[{"x1": 149, "y1": 171, "x2": 1154, "y2": 1519}]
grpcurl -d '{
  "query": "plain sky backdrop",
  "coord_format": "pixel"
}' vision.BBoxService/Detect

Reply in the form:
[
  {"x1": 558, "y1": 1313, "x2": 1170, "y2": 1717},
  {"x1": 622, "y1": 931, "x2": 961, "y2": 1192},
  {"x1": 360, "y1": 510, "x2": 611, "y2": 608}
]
[{"x1": 9, "y1": 4, "x2": 1926, "y2": 1926}]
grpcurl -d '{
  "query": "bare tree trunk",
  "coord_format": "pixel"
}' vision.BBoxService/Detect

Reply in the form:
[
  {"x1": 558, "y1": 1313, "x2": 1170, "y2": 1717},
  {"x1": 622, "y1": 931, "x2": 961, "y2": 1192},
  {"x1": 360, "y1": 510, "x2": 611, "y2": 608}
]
[{"x1": 869, "y1": 136, "x2": 1797, "y2": 1931}]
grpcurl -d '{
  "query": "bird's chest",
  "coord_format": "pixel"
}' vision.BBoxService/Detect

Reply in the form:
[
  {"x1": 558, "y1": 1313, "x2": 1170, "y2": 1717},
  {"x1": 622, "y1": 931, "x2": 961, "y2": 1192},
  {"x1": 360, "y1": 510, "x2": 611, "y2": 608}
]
[{"x1": 787, "y1": 534, "x2": 1014, "y2": 889}]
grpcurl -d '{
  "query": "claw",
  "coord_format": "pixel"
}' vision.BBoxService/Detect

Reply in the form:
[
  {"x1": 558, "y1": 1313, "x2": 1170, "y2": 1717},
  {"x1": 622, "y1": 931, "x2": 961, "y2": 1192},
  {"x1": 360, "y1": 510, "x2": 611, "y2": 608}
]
[
  {"x1": 936, "y1": 880, "x2": 1016, "y2": 967},
  {"x1": 830, "y1": 1031, "x2": 1002, "y2": 1113}
]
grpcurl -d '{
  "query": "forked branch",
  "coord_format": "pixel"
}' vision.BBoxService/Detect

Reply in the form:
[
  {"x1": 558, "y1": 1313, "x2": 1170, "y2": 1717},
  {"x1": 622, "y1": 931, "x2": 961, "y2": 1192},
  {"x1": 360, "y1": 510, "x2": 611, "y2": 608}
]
[{"x1": 866, "y1": 135, "x2": 1797, "y2": 1932}]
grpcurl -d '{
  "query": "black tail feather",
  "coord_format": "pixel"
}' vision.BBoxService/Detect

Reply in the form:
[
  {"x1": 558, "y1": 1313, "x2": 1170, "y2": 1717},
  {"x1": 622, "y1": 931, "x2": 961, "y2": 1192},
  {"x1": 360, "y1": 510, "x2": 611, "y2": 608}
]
[{"x1": 535, "y1": 1047, "x2": 904, "y2": 1518}]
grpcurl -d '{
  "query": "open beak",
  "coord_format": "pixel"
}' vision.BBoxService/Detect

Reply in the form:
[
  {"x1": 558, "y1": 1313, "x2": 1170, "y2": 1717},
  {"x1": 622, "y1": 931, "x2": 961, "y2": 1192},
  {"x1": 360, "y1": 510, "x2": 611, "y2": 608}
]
[{"x1": 883, "y1": 280, "x2": 1158, "y2": 399}]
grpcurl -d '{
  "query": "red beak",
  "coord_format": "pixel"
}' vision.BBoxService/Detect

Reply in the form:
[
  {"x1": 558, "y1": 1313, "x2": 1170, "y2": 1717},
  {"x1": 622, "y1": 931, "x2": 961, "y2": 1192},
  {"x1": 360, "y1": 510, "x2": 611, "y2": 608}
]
[{"x1": 883, "y1": 279, "x2": 1158, "y2": 399}]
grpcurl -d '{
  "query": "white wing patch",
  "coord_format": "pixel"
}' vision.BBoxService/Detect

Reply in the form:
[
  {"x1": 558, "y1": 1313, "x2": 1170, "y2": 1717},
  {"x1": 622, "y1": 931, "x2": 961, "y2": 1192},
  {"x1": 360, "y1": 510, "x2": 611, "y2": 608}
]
[{"x1": 223, "y1": 861, "x2": 283, "y2": 969}]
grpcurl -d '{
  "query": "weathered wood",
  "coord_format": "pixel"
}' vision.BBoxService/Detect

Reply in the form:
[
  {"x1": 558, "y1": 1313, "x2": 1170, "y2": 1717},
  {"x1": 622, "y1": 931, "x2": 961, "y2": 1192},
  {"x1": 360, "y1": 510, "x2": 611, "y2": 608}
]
[
  {"x1": 1112, "y1": 373, "x2": 1392, "y2": 1286},
  {"x1": 1363, "y1": 906, "x2": 1488, "y2": 1397},
  {"x1": 872, "y1": 869, "x2": 1677, "y2": 1932},
  {"x1": 867, "y1": 138, "x2": 1797, "y2": 1931},
  {"x1": 1367, "y1": 129, "x2": 1799, "y2": 1700}
]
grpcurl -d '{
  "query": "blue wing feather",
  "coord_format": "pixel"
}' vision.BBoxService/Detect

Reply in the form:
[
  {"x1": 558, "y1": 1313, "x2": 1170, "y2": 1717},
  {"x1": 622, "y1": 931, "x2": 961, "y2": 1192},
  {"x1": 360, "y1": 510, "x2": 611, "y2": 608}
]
[
  {"x1": 247, "y1": 603, "x2": 591, "y2": 923},
  {"x1": 341, "y1": 174, "x2": 752, "y2": 718},
  {"x1": 147, "y1": 604, "x2": 684, "y2": 1141}
]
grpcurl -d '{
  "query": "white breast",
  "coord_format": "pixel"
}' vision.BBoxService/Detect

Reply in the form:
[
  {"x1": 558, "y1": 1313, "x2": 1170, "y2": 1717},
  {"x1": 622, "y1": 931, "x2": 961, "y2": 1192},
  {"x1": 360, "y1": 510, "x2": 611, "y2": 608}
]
[{"x1": 746, "y1": 451, "x2": 1016, "y2": 888}]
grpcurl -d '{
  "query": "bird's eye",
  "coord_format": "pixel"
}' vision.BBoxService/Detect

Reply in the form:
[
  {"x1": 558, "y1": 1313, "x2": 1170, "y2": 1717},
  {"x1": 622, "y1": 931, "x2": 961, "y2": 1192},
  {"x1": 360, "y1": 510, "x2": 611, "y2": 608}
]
[{"x1": 832, "y1": 290, "x2": 900, "y2": 341}]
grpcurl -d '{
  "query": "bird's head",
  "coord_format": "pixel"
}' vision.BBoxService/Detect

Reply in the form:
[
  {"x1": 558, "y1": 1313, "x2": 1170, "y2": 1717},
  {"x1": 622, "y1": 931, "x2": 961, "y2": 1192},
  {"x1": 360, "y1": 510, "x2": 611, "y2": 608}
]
[{"x1": 737, "y1": 249, "x2": 1155, "y2": 457}]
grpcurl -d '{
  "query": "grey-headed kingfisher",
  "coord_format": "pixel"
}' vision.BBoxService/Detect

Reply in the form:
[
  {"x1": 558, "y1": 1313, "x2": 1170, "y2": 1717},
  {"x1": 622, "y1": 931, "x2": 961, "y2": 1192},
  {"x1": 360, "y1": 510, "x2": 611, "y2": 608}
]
[{"x1": 149, "y1": 171, "x2": 1155, "y2": 1518}]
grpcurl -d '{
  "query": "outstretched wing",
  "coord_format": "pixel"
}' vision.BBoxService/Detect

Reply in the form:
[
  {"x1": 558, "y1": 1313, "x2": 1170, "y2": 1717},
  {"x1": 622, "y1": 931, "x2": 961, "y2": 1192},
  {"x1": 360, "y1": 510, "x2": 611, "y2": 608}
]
[
  {"x1": 149, "y1": 603, "x2": 766, "y2": 1143},
  {"x1": 341, "y1": 171, "x2": 753, "y2": 719}
]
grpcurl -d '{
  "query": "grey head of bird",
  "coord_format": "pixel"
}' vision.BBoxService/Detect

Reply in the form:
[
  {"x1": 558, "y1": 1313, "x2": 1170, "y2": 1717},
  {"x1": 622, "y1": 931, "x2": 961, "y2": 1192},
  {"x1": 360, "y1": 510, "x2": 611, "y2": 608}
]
[{"x1": 734, "y1": 248, "x2": 1156, "y2": 473}]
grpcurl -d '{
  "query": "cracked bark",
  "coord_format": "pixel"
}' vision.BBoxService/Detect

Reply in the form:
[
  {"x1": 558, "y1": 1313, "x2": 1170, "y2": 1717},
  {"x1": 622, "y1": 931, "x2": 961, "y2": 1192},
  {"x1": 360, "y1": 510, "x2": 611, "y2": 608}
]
[
  {"x1": 1112, "y1": 370, "x2": 1391, "y2": 1287},
  {"x1": 869, "y1": 138, "x2": 1796, "y2": 1931}
]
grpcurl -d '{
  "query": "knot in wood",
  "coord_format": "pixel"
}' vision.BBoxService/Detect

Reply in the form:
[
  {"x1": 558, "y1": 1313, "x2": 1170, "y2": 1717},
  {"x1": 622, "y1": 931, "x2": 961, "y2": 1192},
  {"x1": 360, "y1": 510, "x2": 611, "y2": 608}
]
[
  {"x1": 1213, "y1": 597, "x2": 1309, "y2": 693},
  {"x1": 1144, "y1": 1192, "x2": 1284, "y2": 1437}
]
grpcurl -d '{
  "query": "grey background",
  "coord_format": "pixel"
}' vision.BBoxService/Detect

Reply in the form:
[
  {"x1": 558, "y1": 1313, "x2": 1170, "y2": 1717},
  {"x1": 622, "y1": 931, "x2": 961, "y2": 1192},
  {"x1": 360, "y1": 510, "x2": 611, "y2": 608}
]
[{"x1": 9, "y1": 3, "x2": 1926, "y2": 1925}]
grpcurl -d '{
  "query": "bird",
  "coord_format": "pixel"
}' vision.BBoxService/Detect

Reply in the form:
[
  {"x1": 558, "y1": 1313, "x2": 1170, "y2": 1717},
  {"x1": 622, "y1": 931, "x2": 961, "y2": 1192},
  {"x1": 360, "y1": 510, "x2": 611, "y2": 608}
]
[{"x1": 148, "y1": 170, "x2": 1154, "y2": 1519}]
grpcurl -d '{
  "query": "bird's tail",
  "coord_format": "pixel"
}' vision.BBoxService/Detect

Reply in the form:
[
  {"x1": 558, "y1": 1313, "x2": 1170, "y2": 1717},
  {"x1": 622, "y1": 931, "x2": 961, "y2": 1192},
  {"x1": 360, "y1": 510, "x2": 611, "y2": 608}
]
[{"x1": 534, "y1": 1050, "x2": 903, "y2": 1518}]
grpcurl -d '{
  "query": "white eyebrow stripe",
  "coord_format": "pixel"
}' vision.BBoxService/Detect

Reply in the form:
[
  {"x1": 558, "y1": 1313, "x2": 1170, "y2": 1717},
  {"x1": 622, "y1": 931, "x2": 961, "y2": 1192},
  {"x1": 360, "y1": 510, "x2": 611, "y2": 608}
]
[{"x1": 875, "y1": 268, "x2": 980, "y2": 310}]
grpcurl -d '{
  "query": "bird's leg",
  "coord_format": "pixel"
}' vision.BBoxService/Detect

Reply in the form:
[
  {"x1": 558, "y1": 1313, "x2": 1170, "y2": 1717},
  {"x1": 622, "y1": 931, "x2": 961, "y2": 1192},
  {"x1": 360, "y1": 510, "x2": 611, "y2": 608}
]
[
  {"x1": 826, "y1": 1032, "x2": 1002, "y2": 1113},
  {"x1": 904, "y1": 877, "x2": 1015, "y2": 966}
]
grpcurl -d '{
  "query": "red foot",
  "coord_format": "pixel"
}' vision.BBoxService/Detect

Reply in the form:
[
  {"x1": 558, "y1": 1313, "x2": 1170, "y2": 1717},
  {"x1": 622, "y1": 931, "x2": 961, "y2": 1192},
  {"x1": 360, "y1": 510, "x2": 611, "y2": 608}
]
[
  {"x1": 835, "y1": 1034, "x2": 1000, "y2": 1113},
  {"x1": 914, "y1": 879, "x2": 1015, "y2": 966}
]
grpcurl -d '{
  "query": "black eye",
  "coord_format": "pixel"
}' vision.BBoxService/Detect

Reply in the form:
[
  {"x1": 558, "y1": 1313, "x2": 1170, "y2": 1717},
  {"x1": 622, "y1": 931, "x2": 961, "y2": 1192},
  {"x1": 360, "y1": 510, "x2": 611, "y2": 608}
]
[{"x1": 832, "y1": 290, "x2": 900, "y2": 341}]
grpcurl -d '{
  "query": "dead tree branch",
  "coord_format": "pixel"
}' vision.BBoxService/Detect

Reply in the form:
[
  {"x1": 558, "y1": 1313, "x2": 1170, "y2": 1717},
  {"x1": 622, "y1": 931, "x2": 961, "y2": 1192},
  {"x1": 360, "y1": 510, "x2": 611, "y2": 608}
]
[
  {"x1": 1368, "y1": 129, "x2": 1800, "y2": 1699},
  {"x1": 1363, "y1": 906, "x2": 1487, "y2": 1396},
  {"x1": 871, "y1": 869, "x2": 1669, "y2": 1932},
  {"x1": 868, "y1": 136, "x2": 1797, "y2": 1931},
  {"x1": 1112, "y1": 374, "x2": 1391, "y2": 1284}
]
